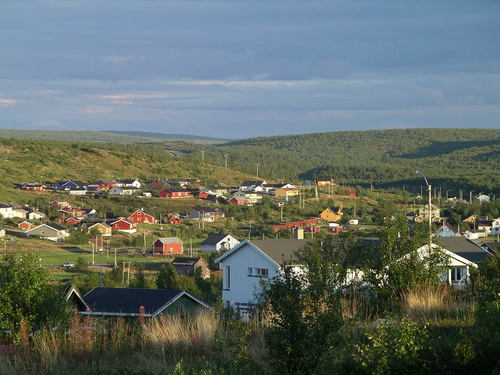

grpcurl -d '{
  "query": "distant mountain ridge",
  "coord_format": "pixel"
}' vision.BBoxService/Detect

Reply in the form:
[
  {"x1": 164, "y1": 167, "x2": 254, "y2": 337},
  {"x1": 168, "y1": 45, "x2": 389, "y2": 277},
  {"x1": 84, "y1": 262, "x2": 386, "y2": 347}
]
[
  {"x1": 0, "y1": 129, "x2": 235, "y2": 143},
  {"x1": 102, "y1": 131, "x2": 236, "y2": 142}
]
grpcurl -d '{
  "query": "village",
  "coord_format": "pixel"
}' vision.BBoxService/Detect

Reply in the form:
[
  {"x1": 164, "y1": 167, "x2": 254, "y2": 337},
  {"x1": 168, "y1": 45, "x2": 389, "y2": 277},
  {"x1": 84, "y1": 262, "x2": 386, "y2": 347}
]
[{"x1": 1, "y1": 173, "x2": 499, "y2": 322}]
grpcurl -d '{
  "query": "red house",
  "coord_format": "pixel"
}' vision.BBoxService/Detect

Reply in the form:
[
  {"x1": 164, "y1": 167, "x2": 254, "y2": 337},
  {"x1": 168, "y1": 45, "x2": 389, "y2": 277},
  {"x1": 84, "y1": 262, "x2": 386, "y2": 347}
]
[
  {"x1": 159, "y1": 189, "x2": 193, "y2": 199},
  {"x1": 18, "y1": 221, "x2": 34, "y2": 230},
  {"x1": 65, "y1": 217, "x2": 82, "y2": 226},
  {"x1": 327, "y1": 226, "x2": 343, "y2": 234},
  {"x1": 304, "y1": 226, "x2": 321, "y2": 233},
  {"x1": 198, "y1": 191, "x2": 209, "y2": 199},
  {"x1": 51, "y1": 200, "x2": 71, "y2": 209},
  {"x1": 110, "y1": 219, "x2": 137, "y2": 233},
  {"x1": 127, "y1": 209, "x2": 157, "y2": 224},
  {"x1": 94, "y1": 180, "x2": 117, "y2": 190},
  {"x1": 229, "y1": 197, "x2": 247, "y2": 205},
  {"x1": 153, "y1": 237, "x2": 183, "y2": 255}
]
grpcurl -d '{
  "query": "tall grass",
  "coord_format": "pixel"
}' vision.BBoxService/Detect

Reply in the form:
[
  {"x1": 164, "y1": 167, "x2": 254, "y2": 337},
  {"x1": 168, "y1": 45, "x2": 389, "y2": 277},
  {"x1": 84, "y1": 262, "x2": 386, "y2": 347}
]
[
  {"x1": 402, "y1": 283, "x2": 474, "y2": 322},
  {"x1": 0, "y1": 310, "x2": 268, "y2": 375}
]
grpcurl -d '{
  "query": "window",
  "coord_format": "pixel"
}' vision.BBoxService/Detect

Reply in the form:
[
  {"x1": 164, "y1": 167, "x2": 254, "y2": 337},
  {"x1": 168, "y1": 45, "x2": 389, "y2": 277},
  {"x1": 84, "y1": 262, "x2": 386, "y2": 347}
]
[
  {"x1": 225, "y1": 266, "x2": 231, "y2": 289},
  {"x1": 257, "y1": 268, "x2": 269, "y2": 277},
  {"x1": 451, "y1": 267, "x2": 467, "y2": 283},
  {"x1": 248, "y1": 268, "x2": 269, "y2": 277}
]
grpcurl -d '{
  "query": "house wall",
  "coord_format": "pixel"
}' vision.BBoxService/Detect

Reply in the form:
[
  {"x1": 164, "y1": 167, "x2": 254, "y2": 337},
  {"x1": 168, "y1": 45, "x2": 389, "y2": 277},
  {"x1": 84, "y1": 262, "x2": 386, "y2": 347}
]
[
  {"x1": 220, "y1": 243, "x2": 279, "y2": 309},
  {"x1": 153, "y1": 241, "x2": 183, "y2": 254},
  {"x1": 163, "y1": 296, "x2": 209, "y2": 316}
]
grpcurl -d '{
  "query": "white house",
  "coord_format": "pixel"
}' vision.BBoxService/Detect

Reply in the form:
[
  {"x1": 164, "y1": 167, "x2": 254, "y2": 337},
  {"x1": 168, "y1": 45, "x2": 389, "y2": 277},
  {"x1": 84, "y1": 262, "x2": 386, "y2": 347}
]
[
  {"x1": 200, "y1": 233, "x2": 240, "y2": 252},
  {"x1": 419, "y1": 237, "x2": 493, "y2": 288},
  {"x1": 215, "y1": 238, "x2": 309, "y2": 319},
  {"x1": 0, "y1": 202, "x2": 25, "y2": 219},
  {"x1": 490, "y1": 217, "x2": 500, "y2": 235}
]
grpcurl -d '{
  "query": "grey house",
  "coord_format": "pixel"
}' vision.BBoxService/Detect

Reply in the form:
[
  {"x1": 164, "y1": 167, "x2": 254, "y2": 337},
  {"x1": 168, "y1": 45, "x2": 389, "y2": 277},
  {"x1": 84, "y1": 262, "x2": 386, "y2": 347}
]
[{"x1": 26, "y1": 223, "x2": 70, "y2": 242}]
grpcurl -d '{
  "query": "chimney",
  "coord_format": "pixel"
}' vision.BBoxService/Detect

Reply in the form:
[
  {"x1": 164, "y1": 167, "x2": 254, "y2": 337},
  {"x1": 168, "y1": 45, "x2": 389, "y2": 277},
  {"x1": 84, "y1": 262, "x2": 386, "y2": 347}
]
[{"x1": 294, "y1": 228, "x2": 304, "y2": 240}]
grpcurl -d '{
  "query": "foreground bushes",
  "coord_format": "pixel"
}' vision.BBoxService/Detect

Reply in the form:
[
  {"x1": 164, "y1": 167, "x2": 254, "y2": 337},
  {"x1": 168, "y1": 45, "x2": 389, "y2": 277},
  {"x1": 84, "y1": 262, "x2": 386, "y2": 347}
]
[{"x1": 0, "y1": 286, "x2": 498, "y2": 375}]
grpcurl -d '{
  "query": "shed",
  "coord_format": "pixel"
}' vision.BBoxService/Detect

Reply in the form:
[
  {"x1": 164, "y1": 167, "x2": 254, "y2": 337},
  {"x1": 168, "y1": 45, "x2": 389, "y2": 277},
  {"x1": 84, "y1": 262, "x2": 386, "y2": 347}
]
[{"x1": 153, "y1": 237, "x2": 183, "y2": 255}]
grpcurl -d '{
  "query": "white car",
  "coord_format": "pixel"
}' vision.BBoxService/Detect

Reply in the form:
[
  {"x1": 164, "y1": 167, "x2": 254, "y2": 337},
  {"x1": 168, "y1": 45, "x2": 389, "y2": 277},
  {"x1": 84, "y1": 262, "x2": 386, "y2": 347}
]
[{"x1": 61, "y1": 262, "x2": 74, "y2": 268}]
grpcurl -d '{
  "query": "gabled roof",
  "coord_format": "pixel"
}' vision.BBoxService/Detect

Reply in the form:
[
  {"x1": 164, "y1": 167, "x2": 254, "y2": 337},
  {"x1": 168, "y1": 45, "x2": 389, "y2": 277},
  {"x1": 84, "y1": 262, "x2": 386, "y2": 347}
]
[
  {"x1": 480, "y1": 242, "x2": 500, "y2": 254},
  {"x1": 45, "y1": 223, "x2": 69, "y2": 231},
  {"x1": 437, "y1": 222, "x2": 458, "y2": 233},
  {"x1": 89, "y1": 222, "x2": 112, "y2": 229},
  {"x1": 155, "y1": 237, "x2": 183, "y2": 244},
  {"x1": 239, "y1": 180, "x2": 265, "y2": 187},
  {"x1": 83, "y1": 287, "x2": 211, "y2": 316},
  {"x1": 172, "y1": 257, "x2": 206, "y2": 266},
  {"x1": 438, "y1": 237, "x2": 492, "y2": 264},
  {"x1": 201, "y1": 233, "x2": 234, "y2": 245},
  {"x1": 215, "y1": 239, "x2": 310, "y2": 265},
  {"x1": 326, "y1": 206, "x2": 341, "y2": 213},
  {"x1": 191, "y1": 206, "x2": 225, "y2": 213},
  {"x1": 110, "y1": 218, "x2": 136, "y2": 225}
]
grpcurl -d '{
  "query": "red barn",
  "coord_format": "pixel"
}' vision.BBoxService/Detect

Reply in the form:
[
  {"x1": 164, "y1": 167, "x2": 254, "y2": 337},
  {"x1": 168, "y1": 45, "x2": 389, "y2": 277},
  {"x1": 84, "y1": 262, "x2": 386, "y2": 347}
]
[{"x1": 153, "y1": 237, "x2": 183, "y2": 255}]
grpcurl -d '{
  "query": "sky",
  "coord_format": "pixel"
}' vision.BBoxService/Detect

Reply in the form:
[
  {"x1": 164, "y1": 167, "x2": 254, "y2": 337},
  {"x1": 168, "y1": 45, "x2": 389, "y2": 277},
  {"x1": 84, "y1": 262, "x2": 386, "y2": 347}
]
[{"x1": 0, "y1": 1, "x2": 498, "y2": 139}]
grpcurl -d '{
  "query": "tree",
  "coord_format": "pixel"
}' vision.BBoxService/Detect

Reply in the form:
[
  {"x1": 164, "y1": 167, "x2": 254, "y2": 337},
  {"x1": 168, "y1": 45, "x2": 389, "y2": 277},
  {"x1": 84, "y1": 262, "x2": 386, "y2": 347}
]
[
  {"x1": 156, "y1": 263, "x2": 180, "y2": 289},
  {"x1": 360, "y1": 215, "x2": 448, "y2": 306},
  {"x1": 259, "y1": 238, "x2": 346, "y2": 375},
  {"x1": 0, "y1": 253, "x2": 68, "y2": 340}
]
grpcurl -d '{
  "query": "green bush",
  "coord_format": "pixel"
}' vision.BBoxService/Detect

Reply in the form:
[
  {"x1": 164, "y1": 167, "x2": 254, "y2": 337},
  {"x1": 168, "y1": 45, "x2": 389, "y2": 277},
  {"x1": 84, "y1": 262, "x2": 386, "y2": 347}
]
[{"x1": 354, "y1": 317, "x2": 428, "y2": 375}]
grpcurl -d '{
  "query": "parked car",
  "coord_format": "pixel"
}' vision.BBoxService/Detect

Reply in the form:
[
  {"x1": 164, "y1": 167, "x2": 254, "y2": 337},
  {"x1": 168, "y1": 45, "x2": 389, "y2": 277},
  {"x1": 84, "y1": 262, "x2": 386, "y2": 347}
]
[{"x1": 61, "y1": 262, "x2": 74, "y2": 268}]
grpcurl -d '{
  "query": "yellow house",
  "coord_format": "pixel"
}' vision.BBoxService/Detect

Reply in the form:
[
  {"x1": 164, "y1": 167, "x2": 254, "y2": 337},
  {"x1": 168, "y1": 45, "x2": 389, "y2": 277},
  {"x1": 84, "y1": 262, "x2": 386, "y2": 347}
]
[
  {"x1": 88, "y1": 222, "x2": 113, "y2": 237},
  {"x1": 320, "y1": 206, "x2": 343, "y2": 222},
  {"x1": 275, "y1": 187, "x2": 300, "y2": 199},
  {"x1": 316, "y1": 176, "x2": 334, "y2": 186}
]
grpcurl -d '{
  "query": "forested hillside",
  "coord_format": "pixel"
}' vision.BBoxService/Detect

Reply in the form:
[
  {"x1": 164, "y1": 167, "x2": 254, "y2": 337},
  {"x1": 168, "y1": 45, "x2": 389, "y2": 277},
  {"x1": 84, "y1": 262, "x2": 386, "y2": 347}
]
[
  {"x1": 1, "y1": 128, "x2": 499, "y2": 197},
  {"x1": 201, "y1": 128, "x2": 500, "y2": 194},
  {"x1": 0, "y1": 138, "x2": 249, "y2": 201}
]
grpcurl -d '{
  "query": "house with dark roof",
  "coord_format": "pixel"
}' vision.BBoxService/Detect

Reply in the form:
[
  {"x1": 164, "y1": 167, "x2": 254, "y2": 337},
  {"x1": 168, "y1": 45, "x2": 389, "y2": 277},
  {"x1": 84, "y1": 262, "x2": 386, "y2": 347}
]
[
  {"x1": 435, "y1": 222, "x2": 460, "y2": 237},
  {"x1": 26, "y1": 223, "x2": 70, "y2": 242},
  {"x1": 171, "y1": 257, "x2": 210, "y2": 279},
  {"x1": 215, "y1": 238, "x2": 310, "y2": 318},
  {"x1": 68, "y1": 287, "x2": 212, "y2": 317},
  {"x1": 320, "y1": 206, "x2": 343, "y2": 222},
  {"x1": 422, "y1": 237, "x2": 493, "y2": 288},
  {"x1": 201, "y1": 233, "x2": 240, "y2": 252},
  {"x1": 188, "y1": 207, "x2": 226, "y2": 221}
]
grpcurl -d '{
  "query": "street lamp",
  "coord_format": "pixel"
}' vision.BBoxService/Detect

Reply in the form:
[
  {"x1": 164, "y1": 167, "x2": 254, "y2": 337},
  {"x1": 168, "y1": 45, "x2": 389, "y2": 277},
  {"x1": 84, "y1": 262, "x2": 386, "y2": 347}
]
[
  {"x1": 416, "y1": 170, "x2": 432, "y2": 230},
  {"x1": 99, "y1": 248, "x2": 103, "y2": 287}
]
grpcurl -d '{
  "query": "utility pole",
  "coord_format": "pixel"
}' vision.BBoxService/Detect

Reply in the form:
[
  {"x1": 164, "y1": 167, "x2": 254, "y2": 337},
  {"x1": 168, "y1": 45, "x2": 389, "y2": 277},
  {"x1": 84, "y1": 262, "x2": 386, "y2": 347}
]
[
  {"x1": 225, "y1": 154, "x2": 229, "y2": 169},
  {"x1": 201, "y1": 150, "x2": 205, "y2": 162},
  {"x1": 256, "y1": 163, "x2": 259, "y2": 178}
]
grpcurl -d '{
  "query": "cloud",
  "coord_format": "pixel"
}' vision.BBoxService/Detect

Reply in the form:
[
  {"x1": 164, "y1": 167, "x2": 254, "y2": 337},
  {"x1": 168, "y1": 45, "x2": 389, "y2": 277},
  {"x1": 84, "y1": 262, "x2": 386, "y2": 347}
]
[
  {"x1": 0, "y1": 99, "x2": 17, "y2": 107},
  {"x1": 84, "y1": 107, "x2": 113, "y2": 114}
]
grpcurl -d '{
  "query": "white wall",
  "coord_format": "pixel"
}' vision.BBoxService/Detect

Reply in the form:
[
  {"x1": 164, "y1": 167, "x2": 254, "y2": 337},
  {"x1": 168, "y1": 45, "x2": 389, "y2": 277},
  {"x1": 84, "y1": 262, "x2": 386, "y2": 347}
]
[{"x1": 221, "y1": 243, "x2": 279, "y2": 309}]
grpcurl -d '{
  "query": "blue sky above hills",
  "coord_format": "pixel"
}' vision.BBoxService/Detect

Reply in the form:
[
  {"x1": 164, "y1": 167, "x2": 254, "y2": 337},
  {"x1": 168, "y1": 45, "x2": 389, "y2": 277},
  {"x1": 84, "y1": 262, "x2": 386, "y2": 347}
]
[{"x1": 0, "y1": 1, "x2": 498, "y2": 139}]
